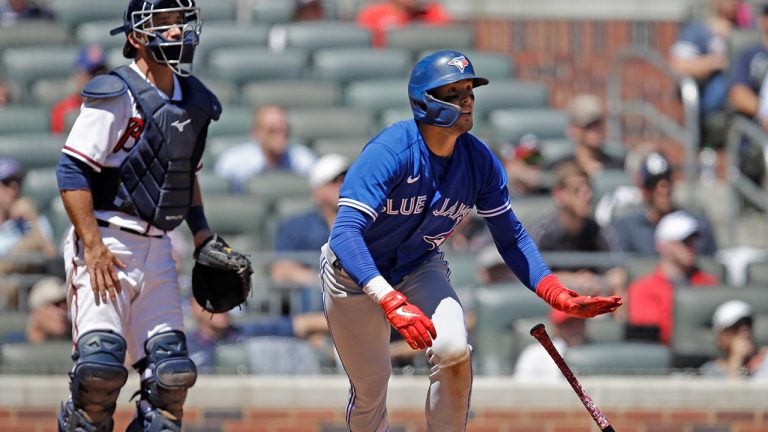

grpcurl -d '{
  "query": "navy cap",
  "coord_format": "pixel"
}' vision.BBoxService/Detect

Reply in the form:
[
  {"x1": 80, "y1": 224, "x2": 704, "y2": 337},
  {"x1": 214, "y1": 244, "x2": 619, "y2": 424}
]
[{"x1": 639, "y1": 152, "x2": 672, "y2": 187}]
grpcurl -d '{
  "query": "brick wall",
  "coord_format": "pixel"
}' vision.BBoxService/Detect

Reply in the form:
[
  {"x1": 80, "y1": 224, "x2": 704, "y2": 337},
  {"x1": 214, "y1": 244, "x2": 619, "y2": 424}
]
[{"x1": 2, "y1": 407, "x2": 766, "y2": 431}]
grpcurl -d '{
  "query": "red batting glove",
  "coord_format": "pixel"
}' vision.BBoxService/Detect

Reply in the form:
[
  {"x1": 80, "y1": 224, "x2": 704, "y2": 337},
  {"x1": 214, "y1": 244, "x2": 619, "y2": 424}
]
[
  {"x1": 379, "y1": 291, "x2": 437, "y2": 350},
  {"x1": 536, "y1": 274, "x2": 623, "y2": 318}
]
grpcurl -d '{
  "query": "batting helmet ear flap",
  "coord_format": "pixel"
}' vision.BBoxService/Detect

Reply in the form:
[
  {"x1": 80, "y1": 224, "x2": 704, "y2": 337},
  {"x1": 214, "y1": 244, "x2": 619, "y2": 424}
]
[{"x1": 410, "y1": 93, "x2": 462, "y2": 128}]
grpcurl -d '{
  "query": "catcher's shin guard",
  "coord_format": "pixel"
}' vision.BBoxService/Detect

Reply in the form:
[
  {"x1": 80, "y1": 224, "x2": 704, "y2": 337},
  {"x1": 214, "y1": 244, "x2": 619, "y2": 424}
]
[
  {"x1": 59, "y1": 330, "x2": 129, "y2": 431},
  {"x1": 129, "y1": 330, "x2": 197, "y2": 431}
]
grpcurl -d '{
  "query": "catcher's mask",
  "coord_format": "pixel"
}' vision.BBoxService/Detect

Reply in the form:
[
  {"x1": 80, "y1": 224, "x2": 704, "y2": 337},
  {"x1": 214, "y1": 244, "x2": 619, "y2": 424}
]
[
  {"x1": 110, "y1": 0, "x2": 202, "y2": 77},
  {"x1": 408, "y1": 50, "x2": 489, "y2": 128}
]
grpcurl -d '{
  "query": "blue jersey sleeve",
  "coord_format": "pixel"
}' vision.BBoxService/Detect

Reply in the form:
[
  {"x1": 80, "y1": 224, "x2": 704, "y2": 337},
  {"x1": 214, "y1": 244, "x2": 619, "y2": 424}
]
[
  {"x1": 475, "y1": 147, "x2": 512, "y2": 217},
  {"x1": 338, "y1": 140, "x2": 404, "y2": 221},
  {"x1": 56, "y1": 153, "x2": 93, "y2": 190}
]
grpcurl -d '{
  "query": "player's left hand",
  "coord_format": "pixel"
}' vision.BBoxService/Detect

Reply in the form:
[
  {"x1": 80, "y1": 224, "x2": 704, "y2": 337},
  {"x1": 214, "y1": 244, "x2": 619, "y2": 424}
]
[{"x1": 84, "y1": 241, "x2": 126, "y2": 304}]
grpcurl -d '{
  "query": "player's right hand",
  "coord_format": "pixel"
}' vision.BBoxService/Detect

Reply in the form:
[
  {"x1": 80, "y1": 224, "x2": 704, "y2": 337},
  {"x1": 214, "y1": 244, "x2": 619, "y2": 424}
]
[
  {"x1": 378, "y1": 291, "x2": 437, "y2": 350},
  {"x1": 536, "y1": 274, "x2": 622, "y2": 318},
  {"x1": 84, "y1": 242, "x2": 126, "y2": 303}
]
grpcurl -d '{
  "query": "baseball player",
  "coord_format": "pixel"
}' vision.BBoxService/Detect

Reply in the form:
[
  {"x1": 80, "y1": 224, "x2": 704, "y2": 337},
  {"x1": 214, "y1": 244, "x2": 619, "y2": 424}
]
[
  {"x1": 55, "y1": 1, "x2": 220, "y2": 431},
  {"x1": 320, "y1": 50, "x2": 623, "y2": 431}
]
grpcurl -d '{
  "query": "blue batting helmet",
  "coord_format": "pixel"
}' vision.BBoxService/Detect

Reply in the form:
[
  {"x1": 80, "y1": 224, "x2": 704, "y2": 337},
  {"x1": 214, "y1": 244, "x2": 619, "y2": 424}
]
[
  {"x1": 110, "y1": 0, "x2": 202, "y2": 77},
  {"x1": 408, "y1": 50, "x2": 489, "y2": 127}
]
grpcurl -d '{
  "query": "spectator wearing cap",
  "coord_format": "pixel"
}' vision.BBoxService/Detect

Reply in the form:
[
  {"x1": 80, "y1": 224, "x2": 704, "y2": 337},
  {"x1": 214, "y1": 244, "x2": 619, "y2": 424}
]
[
  {"x1": 214, "y1": 105, "x2": 317, "y2": 192},
  {"x1": 529, "y1": 161, "x2": 627, "y2": 298},
  {"x1": 513, "y1": 309, "x2": 587, "y2": 383},
  {"x1": 2, "y1": 276, "x2": 70, "y2": 344},
  {"x1": 269, "y1": 153, "x2": 349, "y2": 313},
  {"x1": 730, "y1": 4, "x2": 768, "y2": 132},
  {"x1": 627, "y1": 211, "x2": 720, "y2": 345},
  {"x1": 501, "y1": 133, "x2": 549, "y2": 198},
  {"x1": 612, "y1": 151, "x2": 718, "y2": 256},
  {"x1": 50, "y1": 44, "x2": 108, "y2": 135},
  {"x1": 0, "y1": 0, "x2": 54, "y2": 26},
  {"x1": 700, "y1": 299, "x2": 767, "y2": 377},
  {"x1": 549, "y1": 93, "x2": 624, "y2": 178}
]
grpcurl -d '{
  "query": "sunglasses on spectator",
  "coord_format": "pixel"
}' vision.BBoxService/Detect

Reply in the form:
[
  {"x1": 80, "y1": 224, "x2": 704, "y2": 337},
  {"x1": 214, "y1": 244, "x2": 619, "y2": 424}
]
[
  {"x1": 582, "y1": 118, "x2": 604, "y2": 130},
  {"x1": 0, "y1": 177, "x2": 22, "y2": 187}
]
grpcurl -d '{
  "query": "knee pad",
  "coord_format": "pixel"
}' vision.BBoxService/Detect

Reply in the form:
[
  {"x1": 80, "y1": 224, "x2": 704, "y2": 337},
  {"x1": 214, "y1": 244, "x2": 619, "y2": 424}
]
[
  {"x1": 69, "y1": 330, "x2": 129, "y2": 418},
  {"x1": 139, "y1": 330, "x2": 197, "y2": 416},
  {"x1": 427, "y1": 339, "x2": 471, "y2": 369}
]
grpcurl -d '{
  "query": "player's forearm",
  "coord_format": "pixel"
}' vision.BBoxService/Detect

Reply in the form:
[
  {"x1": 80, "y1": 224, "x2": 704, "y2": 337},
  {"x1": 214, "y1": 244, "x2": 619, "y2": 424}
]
[
  {"x1": 328, "y1": 205, "x2": 381, "y2": 287},
  {"x1": 188, "y1": 178, "x2": 211, "y2": 247},
  {"x1": 61, "y1": 189, "x2": 102, "y2": 248}
]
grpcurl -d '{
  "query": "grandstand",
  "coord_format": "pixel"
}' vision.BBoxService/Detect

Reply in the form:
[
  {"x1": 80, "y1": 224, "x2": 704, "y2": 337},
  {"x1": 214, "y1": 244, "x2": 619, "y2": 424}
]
[{"x1": 2, "y1": 0, "x2": 768, "y2": 430}]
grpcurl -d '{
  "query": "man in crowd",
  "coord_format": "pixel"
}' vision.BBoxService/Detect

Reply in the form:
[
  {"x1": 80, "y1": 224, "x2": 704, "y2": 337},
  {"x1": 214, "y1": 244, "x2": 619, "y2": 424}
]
[{"x1": 700, "y1": 299, "x2": 767, "y2": 377}]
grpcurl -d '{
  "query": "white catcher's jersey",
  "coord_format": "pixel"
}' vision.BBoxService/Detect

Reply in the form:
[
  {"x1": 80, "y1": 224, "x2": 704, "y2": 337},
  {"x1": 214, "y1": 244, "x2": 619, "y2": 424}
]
[{"x1": 62, "y1": 62, "x2": 200, "y2": 235}]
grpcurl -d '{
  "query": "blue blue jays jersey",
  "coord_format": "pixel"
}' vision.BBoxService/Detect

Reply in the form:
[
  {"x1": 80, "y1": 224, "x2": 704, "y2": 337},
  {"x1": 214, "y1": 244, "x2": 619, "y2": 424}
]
[{"x1": 337, "y1": 119, "x2": 511, "y2": 284}]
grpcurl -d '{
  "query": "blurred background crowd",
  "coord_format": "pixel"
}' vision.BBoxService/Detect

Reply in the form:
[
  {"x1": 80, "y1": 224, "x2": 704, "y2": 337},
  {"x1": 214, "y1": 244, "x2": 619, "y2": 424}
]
[{"x1": 1, "y1": 0, "x2": 768, "y2": 381}]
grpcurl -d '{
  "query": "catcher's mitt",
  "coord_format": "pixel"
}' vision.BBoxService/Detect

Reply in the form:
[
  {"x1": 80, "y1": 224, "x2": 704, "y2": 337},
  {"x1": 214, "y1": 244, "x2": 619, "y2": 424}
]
[{"x1": 192, "y1": 234, "x2": 253, "y2": 313}]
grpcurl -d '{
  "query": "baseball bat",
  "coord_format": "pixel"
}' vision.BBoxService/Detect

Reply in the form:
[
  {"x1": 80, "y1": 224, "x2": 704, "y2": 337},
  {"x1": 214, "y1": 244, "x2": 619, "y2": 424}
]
[{"x1": 530, "y1": 323, "x2": 615, "y2": 432}]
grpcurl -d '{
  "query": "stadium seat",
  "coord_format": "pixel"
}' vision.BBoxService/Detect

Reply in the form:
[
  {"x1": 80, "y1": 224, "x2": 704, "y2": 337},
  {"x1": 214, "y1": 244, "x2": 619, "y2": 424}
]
[
  {"x1": 194, "y1": 0, "x2": 237, "y2": 21},
  {"x1": 0, "y1": 311, "x2": 29, "y2": 342},
  {"x1": 489, "y1": 109, "x2": 569, "y2": 145},
  {"x1": 47, "y1": 198, "x2": 72, "y2": 243},
  {"x1": 2, "y1": 46, "x2": 81, "y2": 99},
  {"x1": 0, "y1": 134, "x2": 64, "y2": 168},
  {"x1": 473, "y1": 79, "x2": 550, "y2": 119},
  {"x1": 282, "y1": 21, "x2": 372, "y2": 50},
  {"x1": 23, "y1": 168, "x2": 60, "y2": 213},
  {"x1": 443, "y1": 250, "x2": 480, "y2": 289},
  {"x1": 241, "y1": 80, "x2": 341, "y2": 108},
  {"x1": 565, "y1": 343, "x2": 672, "y2": 375},
  {"x1": 746, "y1": 260, "x2": 768, "y2": 285},
  {"x1": 672, "y1": 286, "x2": 768, "y2": 367},
  {"x1": 198, "y1": 78, "x2": 238, "y2": 105},
  {"x1": 0, "y1": 22, "x2": 71, "y2": 52},
  {"x1": 201, "y1": 135, "x2": 251, "y2": 169},
  {"x1": 311, "y1": 48, "x2": 412, "y2": 82},
  {"x1": 202, "y1": 195, "x2": 270, "y2": 252},
  {"x1": 418, "y1": 49, "x2": 515, "y2": 79},
  {"x1": 0, "y1": 341, "x2": 73, "y2": 374},
  {"x1": 0, "y1": 108, "x2": 51, "y2": 135},
  {"x1": 197, "y1": 170, "x2": 232, "y2": 196},
  {"x1": 387, "y1": 24, "x2": 474, "y2": 52},
  {"x1": 48, "y1": 0, "x2": 124, "y2": 27},
  {"x1": 379, "y1": 108, "x2": 414, "y2": 129},
  {"x1": 509, "y1": 196, "x2": 556, "y2": 227},
  {"x1": 75, "y1": 19, "x2": 127, "y2": 50},
  {"x1": 272, "y1": 195, "x2": 314, "y2": 221},
  {"x1": 30, "y1": 78, "x2": 74, "y2": 108},
  {"x1": 251, "y1": 0, "x2": 298, "y2": 23},
  {"x1": 194, "y1": 22, "x2": 271, "y2": 64},
  {"x1": 539, "y1": 138, "x2": 574, "y2": 165},
  {"x1": 214, "y1": 342, "x2": 250, "y2": 374},
  {"x1": 473, "y1": 284, "x2": 550, "y2": 374},
  {"x1": 204, "y1": 48, "x2": 309, "y2": 84},
  {"x1": 246, "y1": 171, "x2": 312, "y2": 201},
  {"x1": 207, "y1": 105, "x2": 253, "y2": 138},
  {"x1": 344, "y1": 79, "x2": 410, "y2": 113},
  {"x1": 727, "y1": 28, "x2": 761, "y2": 69},
  {"x1": 590, "y1": 169, "x2": 633, "y2": 202},
  {"x1": 286, "y1": 107, "x2": 375, "y2": 142},
  {"x1": 312, "y1": 136, "x2": 367, "y2": 160}
]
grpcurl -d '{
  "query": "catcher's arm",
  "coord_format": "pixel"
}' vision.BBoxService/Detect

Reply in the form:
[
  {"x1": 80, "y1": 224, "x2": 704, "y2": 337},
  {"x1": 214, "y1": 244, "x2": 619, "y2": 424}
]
[{"x1": 189, "y1": 177, "x2": 213, "y2": 247}]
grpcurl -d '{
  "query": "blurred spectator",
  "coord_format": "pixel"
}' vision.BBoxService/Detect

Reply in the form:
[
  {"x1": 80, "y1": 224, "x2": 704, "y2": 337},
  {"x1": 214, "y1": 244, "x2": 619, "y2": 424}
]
[
  {"x1": 730, "y1": 5, "x2": 768, "y2": 130},
  {"x1": 513, "y1": 309, "x2": 586, "y2": 383},
  {"x1": 270, "y1": 153, "x2": 349, "y2": 313},
  {"x1": 0, "y1": 0, "x2": 54, "y2": 25},
  {"x1": 0, "y1": 79, "x2": 10, "y2": 106},
  {"x1": 214, "y1": 105, "x2": 317, "y2": 192},
  {"x1": 3, "y1": 277, "x2": 69, "y2": 344},
  {"x1": 670, "y1": 0, "x2": 746, "y2": 148},
  {"x1": 627, "y1": 211, "x2": 720, "y2": 345},
  {"x1": 50, "y1": 44, "x2": 108, "y2": 135},
  {"x1": 549, "y1": 93, "x2": 624, "y2": 178},
  {"x1": 700, "y1": 299, "x2": 767, "y2": 377},
  {"x1": 612, "y1": 151, "x2": 718, "y2": 256},
  {"x1": 357, "y1": 0, "x2": 450, "y2": 47},
  {"x1": 185, "y1": 298, "x2": 329, "y2": 374},
  {"x1": 529, "y1": 161, "x2": 627, "y2": 298},
  {"x1": 294, "y1": 0, "x2": 325, "y2": 20},
  {"x1": 501, "y1": 133, "x2": 549, "y2": 198}
]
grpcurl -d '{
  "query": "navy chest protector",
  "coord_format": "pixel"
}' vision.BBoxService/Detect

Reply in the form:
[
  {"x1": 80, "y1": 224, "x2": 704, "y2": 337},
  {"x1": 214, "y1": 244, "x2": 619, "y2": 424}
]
[{"x1": 92, "y1": 66, "x2": 220, "y2": 230}]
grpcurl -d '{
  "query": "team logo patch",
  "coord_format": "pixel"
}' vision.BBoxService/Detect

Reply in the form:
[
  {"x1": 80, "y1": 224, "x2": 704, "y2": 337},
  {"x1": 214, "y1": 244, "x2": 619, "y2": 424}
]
[{"x1": 447, "y1": 56, "x2": 469, "y2": 73}]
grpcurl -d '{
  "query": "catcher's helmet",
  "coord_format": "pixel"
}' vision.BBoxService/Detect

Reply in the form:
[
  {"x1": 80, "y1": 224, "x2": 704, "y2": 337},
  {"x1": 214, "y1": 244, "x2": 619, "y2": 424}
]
[
  {"x1": 110, "y1": 0, "x2": 202, "y2": 76},
  {"x1": 408, "y1": 50, "x2": 489, "y2": 127}
]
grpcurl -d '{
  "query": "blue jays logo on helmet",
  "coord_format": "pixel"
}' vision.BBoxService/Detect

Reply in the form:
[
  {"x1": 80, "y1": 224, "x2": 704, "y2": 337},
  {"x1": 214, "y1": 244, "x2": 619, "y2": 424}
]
[
  {"x1": 110, "y1": 0, "x2": 202, "y2": 77},
  {"x1": 408, "y1": 50, "x2": 489, "y2": 127}
]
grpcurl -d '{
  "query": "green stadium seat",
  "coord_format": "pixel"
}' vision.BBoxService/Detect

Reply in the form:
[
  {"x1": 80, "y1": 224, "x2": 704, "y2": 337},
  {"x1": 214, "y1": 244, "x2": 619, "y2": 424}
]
[
  {"x1": 251, "y1": 0, "x2": 298, "y2": 23},
  {"x1": 246, "y1": 171, "x2": 311, "y2": 201},
  {"x1": 746, "y1": 260, "x2": 768, "y2": 285},
  {"x1": 241, "y1": 80, "x2": 341, "y2": 108},
  {"x1": 727, "y1": 29, "x2": 761, "y2": 70},
  {"x1": 213, "y1": 342, "x2": 250, "y2": 374},
  {"x1": 23, "y1": 168, "x2": 60, "y2": 213},
  {"x1": 565, "y1": 343, "x2": 671, "y2": 375},
  {"x1": 344, "y1": 79, "x2": 410, "y2": 113},
  {"x1": 311, "y1": 48, "x2": 412, "y2": 82},
  {"x1": 202, "y1": 135, "x2": 251, "y2": 169},
  {"x1": 205, "y1": 48, "x2": 309, "y2": 84},
  {"x1": 272, "y1": 195, "x2": 314, "y2": 221},
  {"x1": 509, "y1": 196, "x2": 555, "y2": 227},
  {"x1": 283, "y1": 22, "x2": 372, "y2": 50},
  {"x1": 48, "y1": 0, "x2": 124, "y2": 27},
  {"x1": 47, "y1": 198, "x2": 72, "y2": 243},
  {"x1": 379, "y1": 108, "x2": 413, "y2": 129},
  {"x1": 194, "y1": 22, "x2": 271, "y2": 64},
  {"x1": 2, "y1": 46, "x2": 80, "y2": 99},
  {"x1": 473, "y1": 79, "x2": 550, "y2": 119},
  {"x1": 443, "y1": 250, "x2": 480, "y2": 289},
  {"x1": 0, "y1": 22, "x2": 71, "y2": 51},
  {"x1": 0, "y1": 311, "x2": 29, "y2": 342},
  {"x1": 590, "y1": 169, "x2": 633, "y2": 202},
  {"x1": 202, "y1": 195, "x2": 270, "y2": 252},
  {"x1": 473, "y1": 284, "x2": 550, "y2": 374},
  {"x1": 197, "y1": 170, "x2": 232, "y2": 196},
  {"x1": 76, "y1": 20, "x2": 127, "y2": 50},
  {"x1": 207, "y1": 105, "x2": 252, "y2": 138},
  {"x1": 106, "y1": 47, "x2": 131, "y2": 70},
  {"x1": 0, "y1": 341, "x2": 73, "y2": 374},
  {"x1": 0, "y1": 134, "x2": 64, "y2": 167},
  {"x1": 539, "y1": 138, "x2": 574, "y2": 165},
  {"x1": 489, "y1": 109, "x2": 569, "y2": 144},
  {"x1": 672, "y1": 286, "x2": 768, "y2": 367},
  {"x1": 312, "y1": 137, "x2": 367, "y2": 160},
  {"x1": 30, "y1": 78, "x2": 74, "y2": 108},
  {"x1": 198, "y1": 78, "x2": 238, "y2": 105},
  {"x1": 194, "y1": 0, "x2": 237, "y2": 21},
  {"x1": 388, "y1": 25, "x2": 474, "y2": 52},
  {"x1": 286, "y1": 107, "x2": 375, "y2": 142},
  {"x1": 0, "y1": 107, "x2": 51, "y2": 135}
]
